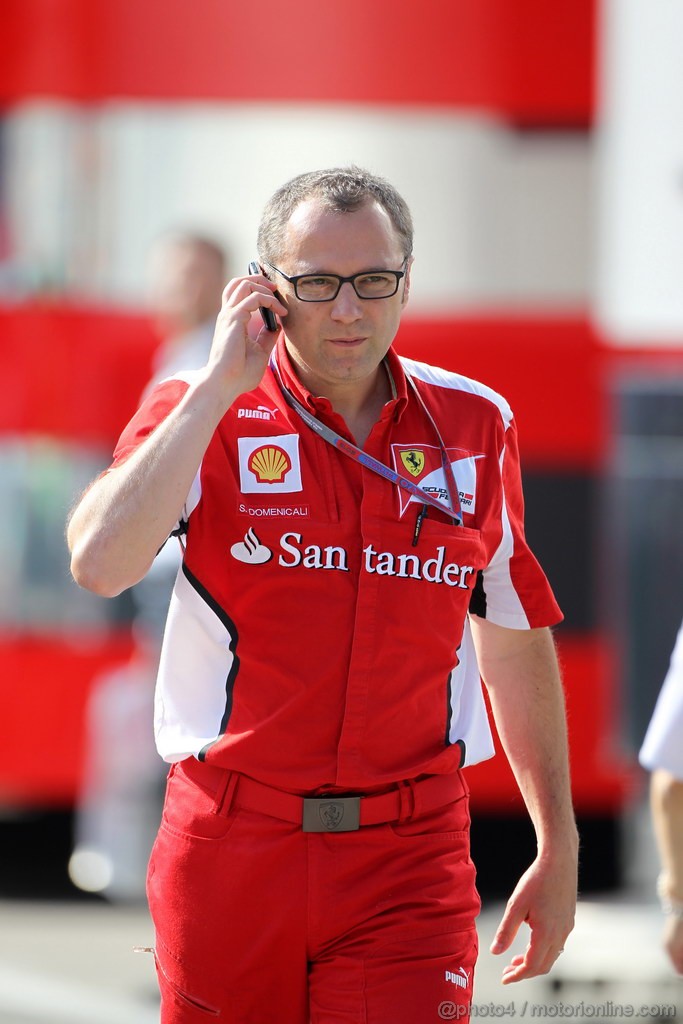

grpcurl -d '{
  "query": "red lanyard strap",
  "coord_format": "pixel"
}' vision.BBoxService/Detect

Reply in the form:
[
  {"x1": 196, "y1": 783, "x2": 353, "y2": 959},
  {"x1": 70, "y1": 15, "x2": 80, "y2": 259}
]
[{"x1": 269, "y1": 355, "x2": 463, "y2": 526}]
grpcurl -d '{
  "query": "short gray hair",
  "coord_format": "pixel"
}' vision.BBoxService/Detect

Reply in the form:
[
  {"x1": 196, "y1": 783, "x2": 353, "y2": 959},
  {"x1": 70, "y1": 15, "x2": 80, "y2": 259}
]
[{"x1": 257, "y1": 166, "x2": 413, "y2": 265}]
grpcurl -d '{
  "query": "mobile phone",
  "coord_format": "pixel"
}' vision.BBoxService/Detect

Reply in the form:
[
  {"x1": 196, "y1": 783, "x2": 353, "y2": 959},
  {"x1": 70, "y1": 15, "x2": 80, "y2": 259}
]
[{"x1": 248, "y1": 261, "x2": 278, "y2": 332}]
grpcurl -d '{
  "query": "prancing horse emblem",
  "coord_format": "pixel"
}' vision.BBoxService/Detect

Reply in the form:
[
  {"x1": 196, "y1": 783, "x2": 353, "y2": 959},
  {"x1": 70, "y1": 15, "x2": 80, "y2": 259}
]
[
  {"x1": 400, "y1": 449, "x2": 425, "y2": 477},
  {"x1": 319, "y1": 802, "x2": 344, "y2": 831}
]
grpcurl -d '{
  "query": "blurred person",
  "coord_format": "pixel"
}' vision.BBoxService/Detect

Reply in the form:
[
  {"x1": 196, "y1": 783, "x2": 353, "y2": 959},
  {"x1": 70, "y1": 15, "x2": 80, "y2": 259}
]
[
  {"x1": 640, "y1": 617, "x2": 683, "y2": 974},
  {"x1": 147, "y1": 232, "x2": 229, "y2": 384},
  {"x1": 69, "y1": 232, "x2": 227, "y2": 901},
  {"x1": 67, "y1": 167, "x2": 577, "y2": 1021}
]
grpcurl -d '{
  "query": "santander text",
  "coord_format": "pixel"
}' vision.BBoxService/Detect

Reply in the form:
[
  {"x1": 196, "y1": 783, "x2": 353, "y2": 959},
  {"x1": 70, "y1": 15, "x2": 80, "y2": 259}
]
[{"x1": 277, "y1": 533, "x2": 475, "y2": 588}]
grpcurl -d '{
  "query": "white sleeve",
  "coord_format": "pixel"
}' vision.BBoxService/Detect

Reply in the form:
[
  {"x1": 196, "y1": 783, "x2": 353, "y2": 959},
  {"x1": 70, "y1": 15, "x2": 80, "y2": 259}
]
[{"x1": 639, "y1": 619, "x2": 683, "y2": 778}]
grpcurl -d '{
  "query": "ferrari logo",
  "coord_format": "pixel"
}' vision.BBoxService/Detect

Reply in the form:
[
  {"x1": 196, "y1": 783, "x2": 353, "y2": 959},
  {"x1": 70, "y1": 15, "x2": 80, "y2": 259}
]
[
  {"x1": 400, "y1": 449, "x2": 425, "y2": 477},
  {"x1": 319, "y1": 802, "x2": 344, "y2": 830}
]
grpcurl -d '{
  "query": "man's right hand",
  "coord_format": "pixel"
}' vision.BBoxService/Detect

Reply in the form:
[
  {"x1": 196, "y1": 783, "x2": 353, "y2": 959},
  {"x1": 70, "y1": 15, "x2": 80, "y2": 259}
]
[{"x1": 202, "y1": 271, "x2": 287, "y2": 401}]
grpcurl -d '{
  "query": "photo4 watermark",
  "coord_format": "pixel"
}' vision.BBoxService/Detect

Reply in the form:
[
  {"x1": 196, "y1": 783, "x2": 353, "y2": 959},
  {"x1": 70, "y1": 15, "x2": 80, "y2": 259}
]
[{"x1": 437, "y1": 1002, "x2": 677, "y2": 1021}]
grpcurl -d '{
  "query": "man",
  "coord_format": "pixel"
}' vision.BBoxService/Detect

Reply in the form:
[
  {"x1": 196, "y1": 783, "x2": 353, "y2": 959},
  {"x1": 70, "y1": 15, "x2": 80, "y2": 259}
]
[
  {"x1": 640, "y1": 618, "x2": 683, "y2": 974},
  {"x1": 68, "y1": 167, "x2": 577, "y2": 1022}
]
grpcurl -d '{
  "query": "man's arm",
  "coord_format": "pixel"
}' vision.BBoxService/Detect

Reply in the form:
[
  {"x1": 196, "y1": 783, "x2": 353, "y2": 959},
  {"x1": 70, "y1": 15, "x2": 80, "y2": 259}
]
[
  {"x1": 469, "y1": 616, "x2": 578, "y2": 984},
  {"x1": 650, "y1": 768, "x2": 683, "y2": 974},
  {"x1": 67, "y1": 272, "x2": 286, "y2": 597}
]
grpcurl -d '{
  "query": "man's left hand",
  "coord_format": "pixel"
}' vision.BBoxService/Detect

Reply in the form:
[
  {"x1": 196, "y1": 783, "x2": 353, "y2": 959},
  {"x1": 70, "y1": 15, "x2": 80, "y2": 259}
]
[{"x1": 490, "y1": 847, "x2": 577, "y2": 984}]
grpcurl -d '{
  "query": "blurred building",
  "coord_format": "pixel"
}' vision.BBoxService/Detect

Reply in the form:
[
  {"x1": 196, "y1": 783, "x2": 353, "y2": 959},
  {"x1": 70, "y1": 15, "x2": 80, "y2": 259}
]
[{"x1": 1, "y1": 0, "x2": 682, "y2": 897}]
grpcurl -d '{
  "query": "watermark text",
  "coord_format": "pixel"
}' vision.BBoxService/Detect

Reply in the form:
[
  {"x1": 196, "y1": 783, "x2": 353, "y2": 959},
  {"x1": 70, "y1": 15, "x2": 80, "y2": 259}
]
[{"x1": 437, "y1": 1001, "x2": 677, "y2": 1021}]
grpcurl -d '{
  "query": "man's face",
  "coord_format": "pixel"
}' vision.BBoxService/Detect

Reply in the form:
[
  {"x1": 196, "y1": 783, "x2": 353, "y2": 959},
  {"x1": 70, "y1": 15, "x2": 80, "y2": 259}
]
[{"x1": 274, "y1": 199, "x2": 411, "y2": 395}]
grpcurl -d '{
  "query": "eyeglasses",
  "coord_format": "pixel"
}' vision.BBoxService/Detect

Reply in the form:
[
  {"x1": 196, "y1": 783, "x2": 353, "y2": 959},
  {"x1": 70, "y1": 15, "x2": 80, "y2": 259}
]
[{"x1": 263, "y1": 260, "x2": 408, "y2": 302}]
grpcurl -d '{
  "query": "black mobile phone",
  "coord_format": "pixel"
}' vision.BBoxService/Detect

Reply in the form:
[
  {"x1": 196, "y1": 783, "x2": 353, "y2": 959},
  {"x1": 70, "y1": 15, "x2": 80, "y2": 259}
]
[{"x1": 248, "y1": 261, "x2": 278, "y2": 332}]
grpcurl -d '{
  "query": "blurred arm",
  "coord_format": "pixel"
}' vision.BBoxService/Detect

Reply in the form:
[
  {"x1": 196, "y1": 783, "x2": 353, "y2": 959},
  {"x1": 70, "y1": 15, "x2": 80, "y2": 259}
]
[
  {"x1": 469, "y1": 616, "x2": 578, "y2": 984},
  {"x1": 651, "y1": 768, "x2": 683, "y2": 974}
]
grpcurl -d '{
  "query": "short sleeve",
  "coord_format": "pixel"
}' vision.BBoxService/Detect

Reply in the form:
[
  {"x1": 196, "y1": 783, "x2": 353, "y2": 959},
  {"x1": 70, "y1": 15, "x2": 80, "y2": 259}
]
[
  {"x1": 107, "y1": 377, "x2": 200, "y2": 539},
  {"x1": 472, "y1": 417, "x2": 563, "y2": 630},
  {"x1": 110, "y1": 378, "x2": 191, "y2": 468}
]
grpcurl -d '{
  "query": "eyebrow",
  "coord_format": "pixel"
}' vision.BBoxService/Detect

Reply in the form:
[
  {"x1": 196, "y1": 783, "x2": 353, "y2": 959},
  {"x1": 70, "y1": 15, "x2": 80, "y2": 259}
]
[{"x1": 289, "y1": 264, "x2": 401, "y2": 276}]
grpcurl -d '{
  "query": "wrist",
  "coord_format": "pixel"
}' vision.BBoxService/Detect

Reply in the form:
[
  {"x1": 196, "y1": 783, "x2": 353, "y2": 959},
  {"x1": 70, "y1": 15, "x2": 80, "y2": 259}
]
[
  {"x1": 537, "y1": 821, "x2": 579, "y2": 860},
  {"x1": 189, "y1": 371, "x2": 241, "y2": 420},
  {"x1": 657, "y1": 874, "x2": 683, "y2": 919}
]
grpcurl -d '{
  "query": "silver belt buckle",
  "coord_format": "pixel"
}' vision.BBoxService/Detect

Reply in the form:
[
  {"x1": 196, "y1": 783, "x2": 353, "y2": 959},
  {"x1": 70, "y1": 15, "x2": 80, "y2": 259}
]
[{"x1": 302, "y1": 796, "x2": 361, "y2": 832}]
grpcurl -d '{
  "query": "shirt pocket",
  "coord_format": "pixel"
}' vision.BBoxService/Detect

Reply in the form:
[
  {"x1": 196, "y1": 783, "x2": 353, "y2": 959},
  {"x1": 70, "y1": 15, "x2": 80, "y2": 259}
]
[{"x1": 368, "y1": 514, "x2": 485, "y2": 595}]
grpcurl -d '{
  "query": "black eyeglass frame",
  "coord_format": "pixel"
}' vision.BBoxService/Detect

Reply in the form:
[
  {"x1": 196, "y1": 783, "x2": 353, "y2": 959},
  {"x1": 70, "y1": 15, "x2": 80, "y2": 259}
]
[{"x1": 263, "y1": 259, "x2": 409, "y2": 302}]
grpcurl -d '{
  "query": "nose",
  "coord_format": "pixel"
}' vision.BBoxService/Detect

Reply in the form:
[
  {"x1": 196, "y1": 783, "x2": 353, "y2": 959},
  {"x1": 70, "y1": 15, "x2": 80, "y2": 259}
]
[{"x1": 330, "y1": 281, "x2": 363, "y2": 323}]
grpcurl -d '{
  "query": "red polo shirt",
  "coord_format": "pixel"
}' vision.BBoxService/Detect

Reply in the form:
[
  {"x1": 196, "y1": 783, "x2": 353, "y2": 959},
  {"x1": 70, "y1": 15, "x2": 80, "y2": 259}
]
[{"x1": 110, "y1": 335, "x2": 561, "y2": 793}]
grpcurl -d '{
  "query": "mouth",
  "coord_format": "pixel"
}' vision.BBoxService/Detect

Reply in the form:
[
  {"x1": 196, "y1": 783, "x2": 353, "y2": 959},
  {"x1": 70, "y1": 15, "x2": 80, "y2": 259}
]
[{"x1": 326, "y1": 337, "x2": 368, "y2": 347}]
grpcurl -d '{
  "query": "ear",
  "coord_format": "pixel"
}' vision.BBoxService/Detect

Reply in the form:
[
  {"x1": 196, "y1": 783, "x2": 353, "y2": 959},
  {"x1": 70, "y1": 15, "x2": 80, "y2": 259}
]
[{"x1": 401, "y1": 255, "x2": 414, "y2": 308}]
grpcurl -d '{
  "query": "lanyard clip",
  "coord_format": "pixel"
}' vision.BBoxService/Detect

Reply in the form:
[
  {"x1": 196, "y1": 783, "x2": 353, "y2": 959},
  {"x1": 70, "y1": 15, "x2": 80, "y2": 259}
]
[{"x1": 412, "y1": 505, "x2": 429, "y2": 546}]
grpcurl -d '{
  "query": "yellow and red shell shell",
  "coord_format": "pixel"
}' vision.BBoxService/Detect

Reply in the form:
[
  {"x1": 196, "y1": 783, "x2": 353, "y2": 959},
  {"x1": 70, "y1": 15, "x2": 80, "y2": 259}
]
[{"x1": 248, "y1": 445, "x2": 292, "y2": 483}]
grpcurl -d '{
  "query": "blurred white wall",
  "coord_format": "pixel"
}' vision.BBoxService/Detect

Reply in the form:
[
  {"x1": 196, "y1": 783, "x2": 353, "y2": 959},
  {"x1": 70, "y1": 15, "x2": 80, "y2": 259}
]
[
  {"x1": 596, "y1": 0, "x2": 683, "y2": 343},
  {"x1": 4, "y1": 101, "x2": 592, "y2": 313}
]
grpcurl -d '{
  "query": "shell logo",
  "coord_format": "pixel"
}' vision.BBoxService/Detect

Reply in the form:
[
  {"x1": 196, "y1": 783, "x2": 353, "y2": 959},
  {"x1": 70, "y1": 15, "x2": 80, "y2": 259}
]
[{"x1": 248, "y1": 445, "x2": 292, "y2": 484}]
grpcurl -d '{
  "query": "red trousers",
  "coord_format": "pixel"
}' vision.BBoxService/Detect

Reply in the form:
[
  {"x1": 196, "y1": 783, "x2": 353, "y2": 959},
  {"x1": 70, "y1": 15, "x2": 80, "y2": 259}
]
[{"x1": 147, "y1": 759, "x2": 480, "y2": 1023}]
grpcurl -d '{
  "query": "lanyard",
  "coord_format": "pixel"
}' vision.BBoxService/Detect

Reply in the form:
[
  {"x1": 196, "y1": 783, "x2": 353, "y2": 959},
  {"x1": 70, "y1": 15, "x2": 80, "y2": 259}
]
[{"x1": 269, "y1": 354, "x2": 463, "y2": 528}]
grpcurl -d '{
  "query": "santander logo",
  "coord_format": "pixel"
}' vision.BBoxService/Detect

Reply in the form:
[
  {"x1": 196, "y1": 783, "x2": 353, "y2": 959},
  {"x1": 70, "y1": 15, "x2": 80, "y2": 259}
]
[{"x1": 230, "y1": 528, "x2": 272, "y2": 564}]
